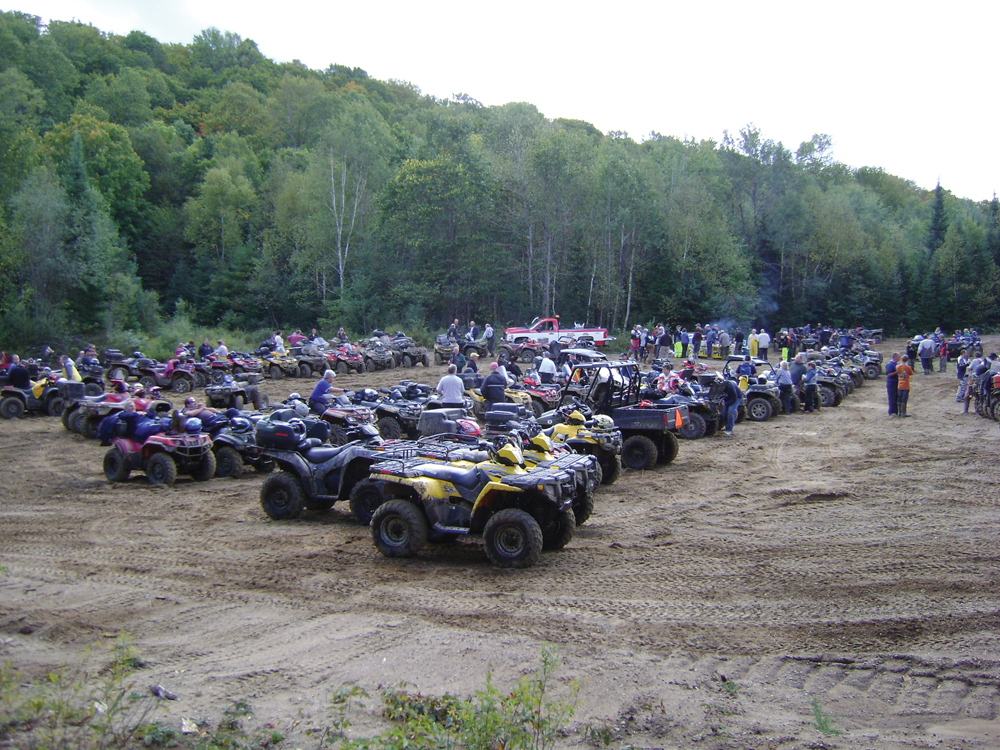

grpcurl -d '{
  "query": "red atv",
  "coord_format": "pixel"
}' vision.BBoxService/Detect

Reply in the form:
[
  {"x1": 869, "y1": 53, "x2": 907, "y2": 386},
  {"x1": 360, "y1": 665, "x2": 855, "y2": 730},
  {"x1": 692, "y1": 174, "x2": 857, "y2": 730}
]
[
  {"x1": 325, "y1": 344, "x2": 365, "y2": 374},
  {"x1": 516, "y1": 371, "x2": 562, "y2": 418},
  {"x1": 136, "y1": 359, "x2": 196, "y2": 394},
  {"x1": 103, "y1": 414, "x2": 215, "y2": 486},
  {"x1": 498, "y1": 339, "x2": 547, "y2": 364}
]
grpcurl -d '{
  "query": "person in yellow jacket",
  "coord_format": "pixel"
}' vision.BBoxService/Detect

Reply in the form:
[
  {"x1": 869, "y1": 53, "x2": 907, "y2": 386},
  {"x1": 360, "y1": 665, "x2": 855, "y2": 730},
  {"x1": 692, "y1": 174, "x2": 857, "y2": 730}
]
[
  {"x1": 59, "y1": 354, "x2": 82, "y2": 382},
  {"x1": 748, "y1": 329, "x2": 759, "y2": 358}
]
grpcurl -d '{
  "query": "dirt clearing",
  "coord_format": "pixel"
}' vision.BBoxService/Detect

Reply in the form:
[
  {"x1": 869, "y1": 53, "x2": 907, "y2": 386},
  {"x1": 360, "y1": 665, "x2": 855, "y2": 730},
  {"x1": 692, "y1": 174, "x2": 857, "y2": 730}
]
[{"x1": 2, "y1": 338, "x2": 1000, "y2": 749}]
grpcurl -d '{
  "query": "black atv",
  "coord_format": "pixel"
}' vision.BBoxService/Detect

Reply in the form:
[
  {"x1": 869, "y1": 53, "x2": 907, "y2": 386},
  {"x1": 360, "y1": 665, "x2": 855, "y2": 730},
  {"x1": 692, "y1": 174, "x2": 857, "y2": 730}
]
[
  {"x1": 382, "y1": 331, "x2": 430, "y2": 368},
  {"x1": 199, "y1": 411, "x2": 275, "y2": 479},
  {"x1": 360, "y1": 338, "x2": 397, "y2": 372},
  {"x1": 205, "y1": 373, "x2": 268, "y2": 411}
]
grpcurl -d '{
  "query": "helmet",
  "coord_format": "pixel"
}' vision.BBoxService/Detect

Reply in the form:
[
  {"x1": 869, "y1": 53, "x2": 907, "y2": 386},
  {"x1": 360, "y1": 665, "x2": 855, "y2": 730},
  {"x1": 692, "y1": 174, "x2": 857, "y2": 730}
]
[
  {"x1": 566, "y1": 410, "x2": 586, "y2": 426},
  {"x1": 491, "y1": 436, "x2": 524, "y2": 467},
  {"x1": 361, "y1": 388, "x2": 379, "y2": 401},
  {"x1": 288, "y1": 393, "x2": 302, "y2": 401},
  {"x1": 112, "y1": 381, "x2": 127, "y2": 393},
  {"x1": 183, "y1": 417, "x2": 203, "y2": 433},
  {"x1": 292, "y1": 401, "x2": 309, "y2": 418},
  {"x1": 456, "y1": 418, "x2": 481, "y2": 437},
  {"x1": 592, "y1": 414, "x2": 615, "y2": 431},
  {"x1": 230, "y1": 416, "x2": 252, "y2": 433},
  {"x1": 529, "y1": 432, "x2": 554, "y2": 453}
]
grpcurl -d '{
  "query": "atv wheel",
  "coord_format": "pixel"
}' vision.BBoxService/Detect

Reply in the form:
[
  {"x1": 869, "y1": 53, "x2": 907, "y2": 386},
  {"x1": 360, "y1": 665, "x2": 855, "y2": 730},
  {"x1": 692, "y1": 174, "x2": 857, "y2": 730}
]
[
  {"x1": 260, "y1": 472, "x2": 305, "y2": 520},
  {"x1": 371, "y1": 499, "x2": 428, "y2": 558},
  {"x1": 81, "y1": 416, "x2": 100, "y2": 440},
  {"x1": 62, "y1": 405, "x2": 77, "y2": 430},
  {"x1": 600, "y1": 455, "x2": 621, "y2": 485},
  {"x1": 329, "y1": 426, "x2": 351, "y2": 446},
  {"x1": 736, "y1": 404, "x2": 747, "y2": 423},
  {"x1": 377, "y1": 416, "x2": 403, "y2": 440},
  {"x1": 704, "y1": 418, "x2": 719, "y2": 437},
  {"x1": 592, "y1": 460, "x2": 603, "y2": 486},
  {"x1": 530, "y1": 399, "x2": 545, "y2": 419},
  {"x1": 833, "y1": 388, "x2": 845, "y2": 407},
  {"x1": 84, "y1": 382, "x2": 103, "y2": 397},
  {"x1": 210, "y1": 370, "x2": 226, "y2": 385},
  {"x1": 520, "y1": 349, "x2": 536, "y2": 364},
  {"x1": 573, "y1": 492, "x2": 594, "y2": 526},
  {"x1": 349, "y1": 478, "x2": 387, "y2": 525},
  {"x1": 269, "y1": 365, "x2": 283, "y2": 380},
  {"x1": 1, "y1": 397, "x2": 25, "y2": 419},
  {"x1": 146, "y1": 453, "x2": 177, "y2": 486},
  {"x1": 192, "y1": 371, "x2": 207, "y2": 389},
  {"x1": 852, "y1": 372, "x2": 864, "y2": 388},
  {"x1": 541, "y1": 508, "x2": 576, "y2": 551},
  {"x1": 463, "y1": 347, "x2": 477, "y2": 361},
  {"x1": 171, "y1": 376, "x2": 193, "y2": 394},
  {"x1": 622, "y1": 434, "x2": 658, "y2": 470},
  {"x1": 402, "y1": 354, "x2": 413, "y2": 368},
  {"x1": 214, "y1": 446, "x2": 243, "y2": 479},
  {"x1": 422, "y1": 354, "x2": 430, "y2": 367},
  {"x1": 483, "y1": 509, "x2": 543, "y2": 568},
  {"x1": 138, "y1": 376, "x2": 156, "y2": 390},
  {"x1": 336, "y1": 361, "x2": 349, "y2": 375},
  {"x1": 748, "y1": 397, "x2": 773, "y2": 422},
  {"x1": 367, "y1": 358, "x2": 380, "y2": 373},
  {"x1": 387, "y1": 356, "x2": 396, "y2": 370},
  {"x1": 253, "y1": 392, "x2": 268, "y2": 411},
  {"x1": 46, "y1": 396, "x2": 65, "y2": 417},
  {"x1": 103, "y1": 447, "x2": 131, "y2": 482},
  {"x1": 678, "y1": 411, "x2": 707, "y2": 440},
  {"x1": 108, "y1": 366, "x2": 128, "y2": 381},
  {"x1": 790, "y1": 396, "x2": 801, "y2": 413},
  {"x1": 657, "y1": 431, "x2": 680, "y2": 464},
  {"x1": 864, "y1": 364, "x2": 880, "y2": 380},
  {"x1": 819, "y1": 386, "x2": 836, "y2": 408},
  {"x1": 298, "y1": 364, "x2": 311, "y2": 379}
]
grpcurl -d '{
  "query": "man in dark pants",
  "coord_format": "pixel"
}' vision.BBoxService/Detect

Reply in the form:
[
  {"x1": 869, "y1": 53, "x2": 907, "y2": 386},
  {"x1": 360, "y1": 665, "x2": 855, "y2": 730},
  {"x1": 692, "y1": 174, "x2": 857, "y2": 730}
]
[
  {"x1": 481, "y1": 362, "x2": 507, "y2": 412},
  {"x1": 885, "y1": 352, "x2": 900, "y2": 416}
]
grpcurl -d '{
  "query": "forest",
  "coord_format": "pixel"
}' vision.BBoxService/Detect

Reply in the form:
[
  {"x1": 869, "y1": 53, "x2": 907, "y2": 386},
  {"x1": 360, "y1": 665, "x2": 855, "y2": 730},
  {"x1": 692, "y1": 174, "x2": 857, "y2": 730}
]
[{"x1": 1, "y1": 9, "x2": 998, "y2": 355}]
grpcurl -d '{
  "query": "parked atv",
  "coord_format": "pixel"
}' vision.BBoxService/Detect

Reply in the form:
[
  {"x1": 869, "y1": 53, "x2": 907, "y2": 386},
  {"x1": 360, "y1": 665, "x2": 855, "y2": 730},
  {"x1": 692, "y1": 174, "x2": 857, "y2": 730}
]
[
  {"x1": 721, "y1": 357, "x2": 782, "y2": 422},
  {"x1": 255, "y1": 346, "x2": 303, "y2": 380},
  {"x1": 103, "y1": 413, "x2": 215, "y2": 486},
  {"x1": 381, "y1": 331, "x2": 430, "y2": 368},
  {"x1": 433, "y1": 334, "x2": 459, "y2": 365},
  {"x1": 1, "y1": 375, "x2": 65, "y2": 419},
  {"x1": 205, "y1": 373, "x2": 268, "y2": 410},
  {"x1": 325, "y1": 343, "x2": 366, "y2": 375},
  {"x1": 60, "y1": 380, "x2": 170, "y2": 437},
  {"x1": 289, "y1": 345, "x2": 330, "y2": 379},
  {"x1": 498, "y1": 339, "x2": 547, "y2": 364},
  {"x1": 136, "y1": 360, "x2": 196, "y2": 394},
  {"x1": 199, "y1": 411, "x2": 274, "y2": 479},
  {"x1": 360, "y1": 338, "x2": 397, "y2": 372},
  {"x1": 316, "y1": 393, "x2": 378, "y2": 445},
  {"x1": 518, "y1": 371, "x2": 563, "y2": 418},
  {"x1": 100, "y1": 349, "x2": 143, "y2": 382},
  {"x1": 368, "y1": 436, "x2": 575, "y2": 568},
  {"x1": 460, "y1": 335, "x2": 491, "y2": 361}
]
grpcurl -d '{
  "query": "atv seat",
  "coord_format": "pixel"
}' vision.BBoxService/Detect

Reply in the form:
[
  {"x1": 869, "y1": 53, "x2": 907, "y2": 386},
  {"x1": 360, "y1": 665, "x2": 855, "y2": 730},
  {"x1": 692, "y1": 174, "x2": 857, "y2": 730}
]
[
  {"x1": 415, "y1": 463, "x2": 486, "y2": 490},
  {"x1": 302, "y1": 442, "x2": 347, "y2": 463}
]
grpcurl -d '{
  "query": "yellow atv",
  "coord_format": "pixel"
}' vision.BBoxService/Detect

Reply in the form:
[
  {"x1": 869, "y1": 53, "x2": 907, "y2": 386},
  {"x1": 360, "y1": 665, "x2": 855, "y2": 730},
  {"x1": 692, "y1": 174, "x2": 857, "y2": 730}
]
[
  {"x1": 516, "y1": 430, "x2": 600, "y2": 525},
  {"x1": 465, "y1": 382, "x2": 534, "y2": 420},
  {"x1": 546, "y1": 408, "x2": 623, "y2": 485},
  {"x1": 368, "y1": 437, "x2": 575, "y2": 568}
]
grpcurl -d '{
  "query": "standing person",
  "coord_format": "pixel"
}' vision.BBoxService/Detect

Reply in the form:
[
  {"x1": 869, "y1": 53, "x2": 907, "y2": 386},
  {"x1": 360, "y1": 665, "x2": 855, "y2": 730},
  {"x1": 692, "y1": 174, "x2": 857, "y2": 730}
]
[
  {"x1": 718, "y1": 328, "x2": 731, "y2": 360},
  {"x1": 436, "y1": 364, "x2": 466, "y2": 408},
  {"x1": 538, "y1": 351, "x2": 558, "y2": 384},
  {"x1": 748, "y1": 329, "x2": 759, "y2": 358},
  {"x1": 481, "y1": 362, "x2": 507, "y2": 412},
  {"x1": 775, "y1": 360, "x2": 794, "y2": 414},
  {"x1": 628, "y1": 325, "x2": 641, "y2": 360},
  {"x1": 198, "y1": 338, "x2": 214, "y2": 359},
  {"x1": 59, "y1": 354, "x2": 82, "y2": 382},
  {"x1": 484, "y1": 322, "x2": 495, "y2": 355},
  {"x1": 655, "y1": 326, "x2": 671, "y2": 361},
  {"x1": 272, "y1": 331, "x2": 286, "y2": 354},
  {"x1": 287, "y1": 329, "x2": 306, "y2": 346},
  {"x1": 733, "y1": 327, "x2": 745, "y2": 356},
  {"x1": 447, "y1": 319, "x2": 459, "y2": 340},
  {"x1": 917, "y1": 335, "x2": 935, "y2": 375},
  {"x1": 692, "y1": 325, "x2": 703, "y2": 362},
  {"x1": 308, "y1": 370, "x2": 344, "y2": 414},
  {"x1": 885, "y1": 352, "x2": 900, "y2": 416},
  {"x1": 680, "y1": 328, "x2": 689, "y2": 358},
  {"x1": 938, "y1": 340, "x2": 948, "y2": 373},
  {"x1": 802, "y1": 361, "x2": 819, "y2": 413},
  {"x1": 213, "y1": 339, "x2": 229, "y2": 358},
  {"x1": 790, "y1": 353, "x2": 807, "y2": 403},
  {"x1": 721, "y1": 377, "x2": 742, "y2": 436},
  {"x1": 639, "y1": 328, "x2": 651, "y2": 362},
  {"x1": 895, "y1": 355, "x2": 914, "y2": 417},
  {"x1": 956, "y1": 348, "x2": 969, "y2": 402},
  {"x1": 757, "y1": 328, "x2": 771, "y2": 361}
]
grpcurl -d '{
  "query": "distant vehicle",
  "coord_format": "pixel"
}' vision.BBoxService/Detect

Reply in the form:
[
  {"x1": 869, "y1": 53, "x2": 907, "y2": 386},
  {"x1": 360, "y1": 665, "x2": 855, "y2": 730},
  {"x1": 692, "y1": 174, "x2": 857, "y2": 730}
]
[{"x1": 504, "y1": 317, "x2": 611, "y2": 347}]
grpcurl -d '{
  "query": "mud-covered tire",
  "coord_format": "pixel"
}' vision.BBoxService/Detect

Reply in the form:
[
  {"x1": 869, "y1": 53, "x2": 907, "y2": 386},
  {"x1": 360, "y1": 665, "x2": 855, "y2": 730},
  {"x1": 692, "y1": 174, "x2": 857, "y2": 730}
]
[
  {"x1": 62, "y1": 405, "x2": 77, "y2": 430},
  {"x1": 748, "y1": 397, "x2": 773, "y2": 422},
  {"x1": 402, "y1": 354, "x2": 413, "y2": 368},
  {"x1": 251, "y1": 389, "x2": 267, "y2": 411},
  {"x1": 210, "y1": 370, "x2": 226, "y2": 385},
  {"x1": 260, "y1": 472, "x2": 304, "y2": 520},
  {"x1": 520, "y1": 349, "x2": 536, "y2": 364},
  {"x1": 45, "y1": 396, "x2": 65, "y2": 417},
  {"x1": 530, "y1": 399, "x2": 545, "y2": 419},
  {"x1": 214, "y1": 446, "x2": 243, "y2": 479},
  {"x1": 573, "y1": 492, "x2": 594, "y2": 526},
  {"x1": 84, "y1": 382, "x2": 103, "y2": 397},
  {"x1": 541, "y1": 508, "x2": 576, "y2": 551},
  {"x1": 1, "y1": 397, "x2": 24, "y2": 419},
  {"x1": 736, "y1": 404, "x2": 747, "y2": 423},
  {"x1": 364, "y1": 358, "x2": 375, "y2": 373},
  {"x1": 329, "y1": 426, "x2": 350, "y2": 446},
  {"x1": 103, "y1": 447, "x2": 130, "y2": 482},
  {"x1": 657, "y1": 431, "x2": 680, "y2": 464},
  {"x1": 704, "y1": 418, "x2": 719, "y2": 437},
  {"x1": 192, "y1": 371, "x2": 207, "y2": 389},
  {"x1": 371, "y1": 499, "x2": 427, "y2": 558},
  {"x1": 171, "y1": 376, "x2": 192, "y2": 394},
  {"x1": 107, "y1": 366, "x2": 128, "y2": 381},
  {"x1": 833, "y1": 388, "x2": 845, "y2": 406},
  {"x1": 377, "y1": 416, "x2": 403, "y2": 440},
  {"x1": 269, "y1": 365, "x2": 282, "y2": 380},
  {"x1": 298, "y1": 364, "x2": 311, "y2": 379},
  {"x1": 600, "y1": 455, "x2": 621, "y2": 485},
  {"x1": 336, "y1": 361, "x2": 349, "y2": 375},
  {"x1": 81, "y1": 415, "x2": 100, "y2": 439},
  {"x1": 189, "y1": 450, "x2": 216, "y2": 481},
  {"x1": 622, "y1": 434, "x2": 658, "y2": 470},
  {"x1": 819, "y1": 386, "x2": 836, "y2": 408},
  {"x1": 483, "y1": 509, "x2": 543, "y2": 568},
  {"x1": 145, "y1": 452, "x2": 177, "y2": 486},
  {"x1": 592, "y1": 460, "x2": 603, "y2": 486},
  {"x1": 864, "y1": 364, "x2": 880, "y2": 380},
  {"x1": 138, "y1": 376, "x2": 156, "y2": 390},
  {"x1": 678, "y1": 411, "x2": 707, "y2": 440},
  {"x1": 349, "y1": 478, "x2": 387, "y2": 525},
  {"x1": 422, "y1": 353, "x2": 430, "y2": 367}
]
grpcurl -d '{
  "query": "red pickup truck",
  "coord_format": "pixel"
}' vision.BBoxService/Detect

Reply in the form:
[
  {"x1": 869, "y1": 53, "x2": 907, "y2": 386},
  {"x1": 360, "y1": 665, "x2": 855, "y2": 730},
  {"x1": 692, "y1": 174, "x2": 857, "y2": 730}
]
[{"x1": 503, "y1": 317, "x2": 611, "y2": 347}]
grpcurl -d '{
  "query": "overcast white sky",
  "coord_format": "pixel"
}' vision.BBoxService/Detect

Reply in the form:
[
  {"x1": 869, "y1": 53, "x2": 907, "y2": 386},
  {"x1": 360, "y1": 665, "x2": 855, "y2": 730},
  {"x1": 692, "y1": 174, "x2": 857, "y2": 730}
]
[{"x1": 10, "y1": 0, "x2": 998, "y2": 201}]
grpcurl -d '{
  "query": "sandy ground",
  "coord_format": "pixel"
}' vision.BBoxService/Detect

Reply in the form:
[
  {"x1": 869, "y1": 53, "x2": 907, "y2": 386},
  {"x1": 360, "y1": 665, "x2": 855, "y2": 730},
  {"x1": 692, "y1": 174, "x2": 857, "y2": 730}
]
[{"x1": 2, "y1": 337, "x2": 1000, "y2": 749}]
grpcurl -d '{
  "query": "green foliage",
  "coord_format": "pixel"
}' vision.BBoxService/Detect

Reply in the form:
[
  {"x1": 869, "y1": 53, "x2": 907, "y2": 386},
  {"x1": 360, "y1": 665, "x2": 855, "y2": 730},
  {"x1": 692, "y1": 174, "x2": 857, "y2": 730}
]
[{"x1": 810, "y1": 697, "x2": 840, "y2": 736}]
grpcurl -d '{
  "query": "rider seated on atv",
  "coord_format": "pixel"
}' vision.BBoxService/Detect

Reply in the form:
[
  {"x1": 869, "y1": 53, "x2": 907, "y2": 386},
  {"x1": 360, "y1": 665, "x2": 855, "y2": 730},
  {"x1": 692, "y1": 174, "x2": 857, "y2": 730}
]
[
  {"x1": 309, "y1": 370, "x2": 345, "y2": 414},
  {"x1": 182, "y1": 396, "x2": 220, "y2": 422},
  {"x1": 735, "y1": 356, "x2": 757, "y2": 378},
  {"x1": 98, "y1": 400, "x2": 164, "y2": 445},
  {"x1": 5, "y1": 355, "x2": 30, "y2": 389},
  {"x1": 656, "y1": 362, "x2": 682, "y2": 394}
]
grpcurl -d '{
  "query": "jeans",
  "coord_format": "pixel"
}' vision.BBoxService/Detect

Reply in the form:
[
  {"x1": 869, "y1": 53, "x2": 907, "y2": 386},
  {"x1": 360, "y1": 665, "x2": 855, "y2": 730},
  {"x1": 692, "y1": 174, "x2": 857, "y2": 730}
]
[
  {"x1": 886, "y1": 380, "x2": 898, "y2": 414},
  {"x1": 724, "y1": 401, "x2": 739, "y2": 432},
  {"x1": 804, "y1": 385, "x2": 818, "y2": 412},
  {"x1": 759, "y1": 347, "x2": 769, "y2": 360},
  {"x1": 921, "y1": 356, "x2": 932, "y2": 375},
  {"x1": 897, "y1": 389, "x2": 910, "y2": 416},
  {"x1": 779, "y1": 384, "x2": 792, "y2": 414}
]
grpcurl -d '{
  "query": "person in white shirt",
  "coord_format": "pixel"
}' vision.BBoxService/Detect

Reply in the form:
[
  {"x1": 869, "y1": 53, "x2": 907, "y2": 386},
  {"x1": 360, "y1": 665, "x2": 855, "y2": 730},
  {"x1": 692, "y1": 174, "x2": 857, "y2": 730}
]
[
  {"x1": 757, "y1": 329, "x2": 772, "y2": 360},
  {"x1": 436, "y1": 364, "x2": 466, "y2": 407},
  {"x1": 213, "y1": 340, "x2": 229, "y2": 358},
  {"x1": 538, "y1": 351, "x2": 558, "y2": 384}
]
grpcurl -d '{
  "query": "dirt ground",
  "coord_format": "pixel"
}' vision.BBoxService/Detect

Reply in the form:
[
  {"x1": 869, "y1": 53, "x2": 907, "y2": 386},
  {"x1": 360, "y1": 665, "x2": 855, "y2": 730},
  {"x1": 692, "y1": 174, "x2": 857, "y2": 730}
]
[{"x1": 2, "y1": 337, "x2": 1000, "y2": 749}]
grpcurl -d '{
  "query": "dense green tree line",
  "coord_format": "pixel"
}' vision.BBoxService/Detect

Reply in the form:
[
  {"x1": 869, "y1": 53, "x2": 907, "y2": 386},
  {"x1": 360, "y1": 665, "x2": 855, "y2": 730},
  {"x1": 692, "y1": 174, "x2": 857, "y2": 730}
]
[{"x1": 1, "y1": 10, "x2": 997, "y2": 354}]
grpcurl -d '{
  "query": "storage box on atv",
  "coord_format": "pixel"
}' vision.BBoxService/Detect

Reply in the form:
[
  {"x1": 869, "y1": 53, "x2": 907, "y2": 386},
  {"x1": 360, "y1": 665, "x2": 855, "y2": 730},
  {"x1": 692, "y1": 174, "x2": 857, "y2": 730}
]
[
  {"x1": 255, "y1": 416, "x2": 305, "y2": 450},
  {"x1": 461, "y1": 372, "x2": 480, "y2": 389},
  {"x1": 58, "y1": 380, "x2": 87, "y2": 401},
  {"x1": 417, "y1": 408, "x2": 470, "y2": 437}
]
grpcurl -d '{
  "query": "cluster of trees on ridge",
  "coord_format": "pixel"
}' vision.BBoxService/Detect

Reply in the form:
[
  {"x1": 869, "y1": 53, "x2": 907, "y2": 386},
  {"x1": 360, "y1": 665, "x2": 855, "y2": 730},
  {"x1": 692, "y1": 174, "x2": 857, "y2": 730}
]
[{"x1": 1, "y1": 10, "x2": 998, "y2": 355}]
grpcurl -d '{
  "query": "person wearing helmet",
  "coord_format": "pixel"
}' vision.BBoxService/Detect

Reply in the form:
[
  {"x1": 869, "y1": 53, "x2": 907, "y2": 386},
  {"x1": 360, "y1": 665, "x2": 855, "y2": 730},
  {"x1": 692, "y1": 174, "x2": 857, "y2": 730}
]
[{"x1": 309, "y1": 370, "x2": 344, "y2": 414}]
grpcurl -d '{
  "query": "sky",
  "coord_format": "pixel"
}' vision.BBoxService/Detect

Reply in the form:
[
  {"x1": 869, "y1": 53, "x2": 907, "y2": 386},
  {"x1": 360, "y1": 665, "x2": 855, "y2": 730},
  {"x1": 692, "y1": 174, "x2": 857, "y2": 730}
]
[{"x1": 10, "y1": 0, "x2": 998, "y2": 201}]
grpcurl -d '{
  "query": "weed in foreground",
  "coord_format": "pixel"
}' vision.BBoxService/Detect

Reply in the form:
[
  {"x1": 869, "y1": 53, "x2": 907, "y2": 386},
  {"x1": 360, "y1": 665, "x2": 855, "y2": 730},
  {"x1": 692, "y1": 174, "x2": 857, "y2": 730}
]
[{"x1": 810, "y1": 697, "x2": 841, "y2": 736}]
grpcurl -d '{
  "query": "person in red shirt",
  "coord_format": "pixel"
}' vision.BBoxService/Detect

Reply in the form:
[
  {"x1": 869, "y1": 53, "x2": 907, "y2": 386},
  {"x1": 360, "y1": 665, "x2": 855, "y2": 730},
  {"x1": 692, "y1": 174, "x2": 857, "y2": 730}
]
[{"x1": 895, "y1": 355, "x2": 914, "y2": 417}]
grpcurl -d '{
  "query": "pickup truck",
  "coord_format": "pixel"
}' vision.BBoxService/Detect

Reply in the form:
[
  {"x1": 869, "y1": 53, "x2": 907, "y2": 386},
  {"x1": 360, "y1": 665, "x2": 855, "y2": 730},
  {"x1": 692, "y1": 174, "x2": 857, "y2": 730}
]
[{"x1": 503, "y1": 317, "x2": 612, "y2": 347}]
